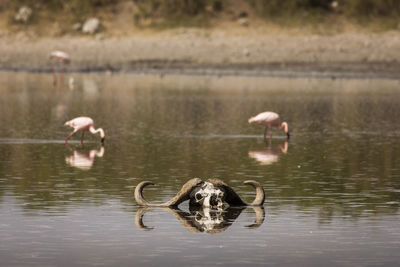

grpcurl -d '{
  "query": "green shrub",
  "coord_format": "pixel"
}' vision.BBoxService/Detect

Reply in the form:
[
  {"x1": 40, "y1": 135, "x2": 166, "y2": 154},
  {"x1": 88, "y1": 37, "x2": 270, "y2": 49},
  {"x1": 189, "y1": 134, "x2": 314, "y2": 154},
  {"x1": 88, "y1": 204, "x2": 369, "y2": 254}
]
[
  {"x1": 133, "y1": 0, "x2": 226, "y2": 18},
  {"x1": 247, "y1": 0, "x2": 333, "y2": 16},
  {"x1": 132, "y1": 0, "x2": 222, "y2": 27},
  {"x1": 248, "y1": 0, "x2": 400, "y2": 18},
  {"x1": 343, "y1": 0, "x2": 400, "y2": 17}
]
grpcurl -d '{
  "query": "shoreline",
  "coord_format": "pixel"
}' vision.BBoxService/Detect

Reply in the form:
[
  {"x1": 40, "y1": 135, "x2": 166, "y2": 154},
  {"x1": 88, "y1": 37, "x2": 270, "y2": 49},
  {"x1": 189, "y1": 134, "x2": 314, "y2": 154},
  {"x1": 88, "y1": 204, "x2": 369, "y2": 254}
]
[
  {"x1": 1, "y1": 30, "x2": 400, "y2": 79},
  {"x1": 2, "y1": 61, "x2": 400, "y2": 80}
]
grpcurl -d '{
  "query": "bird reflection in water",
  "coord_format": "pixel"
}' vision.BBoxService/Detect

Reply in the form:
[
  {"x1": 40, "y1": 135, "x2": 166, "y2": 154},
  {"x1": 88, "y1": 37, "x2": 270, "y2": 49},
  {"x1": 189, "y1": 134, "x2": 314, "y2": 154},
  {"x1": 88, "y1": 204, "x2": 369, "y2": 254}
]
[
  {"x1": 65, "y1": 144, "x2": 104, "y2": 170},
  {"x1": 49, "y1": 50, "x2": 73, "y2": 88},
  {"x1": 135, "y1": 206, "x2": 265, "y2": 234},
  {"x1": 248, "y1": 140, "x2": 288, "y2": 165}
]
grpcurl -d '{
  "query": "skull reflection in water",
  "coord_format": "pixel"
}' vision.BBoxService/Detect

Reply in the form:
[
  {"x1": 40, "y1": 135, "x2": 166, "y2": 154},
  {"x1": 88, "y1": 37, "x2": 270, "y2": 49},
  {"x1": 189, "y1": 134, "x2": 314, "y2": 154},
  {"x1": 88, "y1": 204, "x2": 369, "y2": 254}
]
[
  {"x1": 135, "y1": 206, "x2": 265, "y2": 234},
  {"x1": 194, "y1": 207, "x2": 224, "y2": 232}
]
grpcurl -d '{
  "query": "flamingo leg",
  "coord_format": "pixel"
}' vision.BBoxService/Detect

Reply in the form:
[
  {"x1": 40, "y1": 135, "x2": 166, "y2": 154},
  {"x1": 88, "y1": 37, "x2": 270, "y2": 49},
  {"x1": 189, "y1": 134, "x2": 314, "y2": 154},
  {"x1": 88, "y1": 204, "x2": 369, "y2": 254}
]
[
  {"x1": 59, "y1": 61, "x2": 65, "y2": 85},
  {"x1": 51, "y1": 62, "x2": 57, "y2": 86},
  {"x1": 65, "y1": 129, "x2": 78, "y2": 144},
  {"x1": 264, "y1": 126, "x2": 268, "y2": 140},
  {"x1": 81, "y1": 131, "x2": 85, "y2": 144}
]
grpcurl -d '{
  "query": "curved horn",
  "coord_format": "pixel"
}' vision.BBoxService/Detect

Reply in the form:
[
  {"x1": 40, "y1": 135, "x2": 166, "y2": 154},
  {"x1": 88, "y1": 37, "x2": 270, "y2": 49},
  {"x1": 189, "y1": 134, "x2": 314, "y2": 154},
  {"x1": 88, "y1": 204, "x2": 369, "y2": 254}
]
[
  {"x1": 207, "y1": 178, "x2": 265, "y2": 206},
  {"x1": 135, "y1": 178, "x2": 203, "y2": 207},
  {"x1": 135, "y1": 181, "x2": 156, "y2": 206},
  {"x1": 244, "y1": 206, "x2": 265, "y2": 229},
  {"x1": 134, "y1": 207, "x2": 154, "y2": 231},
  {"x1": 244, "y1": 180, "x2": 265, "y2": 206}
]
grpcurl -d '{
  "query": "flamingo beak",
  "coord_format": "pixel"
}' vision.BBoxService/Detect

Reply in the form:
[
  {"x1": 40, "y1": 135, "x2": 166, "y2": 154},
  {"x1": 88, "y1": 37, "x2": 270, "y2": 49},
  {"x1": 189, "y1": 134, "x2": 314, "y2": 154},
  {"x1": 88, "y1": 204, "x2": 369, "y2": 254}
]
[
  {"x1": 286, "y1": 132, "x2": 290, "y2": 139},
  {"x1": 101, "y1": 137, "x2": 105, "y2": 145}
]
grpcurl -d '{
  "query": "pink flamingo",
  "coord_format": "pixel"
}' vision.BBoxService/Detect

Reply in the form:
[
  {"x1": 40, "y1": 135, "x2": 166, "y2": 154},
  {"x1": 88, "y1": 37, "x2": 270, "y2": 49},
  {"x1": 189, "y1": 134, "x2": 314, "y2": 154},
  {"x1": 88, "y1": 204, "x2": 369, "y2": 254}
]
[
  {"x1": 248, "y1": 111, "x2": 290, "y2": 140},
  {"x1": 64, "y1": 117, "x2": 105, "y2": 144},
  {"x1": 49, "y1": 50, "x2": 70, "y2": 85}
]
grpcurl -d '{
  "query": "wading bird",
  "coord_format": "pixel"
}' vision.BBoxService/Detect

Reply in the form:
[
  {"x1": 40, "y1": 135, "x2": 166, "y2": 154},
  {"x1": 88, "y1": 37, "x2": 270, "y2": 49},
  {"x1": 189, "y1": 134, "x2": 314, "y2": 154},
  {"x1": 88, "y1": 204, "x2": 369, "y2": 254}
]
[
  {"x1": 50, "y1": 50, "x2": 70, "y2": 85},
  {"x1": 64, "y1": 116, "x2": 105, "y2": 144},
  {"x1": 248, "y1": 111, "x2": 290, "y2": 140}
]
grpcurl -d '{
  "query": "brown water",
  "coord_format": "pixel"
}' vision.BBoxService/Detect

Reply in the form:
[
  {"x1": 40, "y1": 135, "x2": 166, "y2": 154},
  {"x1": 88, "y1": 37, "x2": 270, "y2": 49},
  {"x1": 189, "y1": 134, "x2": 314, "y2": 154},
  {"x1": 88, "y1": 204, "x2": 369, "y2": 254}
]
[{"x1": 0, "y1": 73, "x2": 399, "y2": 266}]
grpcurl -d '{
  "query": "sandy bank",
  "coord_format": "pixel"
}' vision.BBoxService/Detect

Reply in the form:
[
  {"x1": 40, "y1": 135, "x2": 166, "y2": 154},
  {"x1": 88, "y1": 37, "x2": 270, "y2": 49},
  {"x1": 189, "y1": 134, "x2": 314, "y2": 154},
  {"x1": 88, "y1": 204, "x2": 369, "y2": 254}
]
[{"x1": 1, "y1": 29, "x2": 400, "y2": 79}]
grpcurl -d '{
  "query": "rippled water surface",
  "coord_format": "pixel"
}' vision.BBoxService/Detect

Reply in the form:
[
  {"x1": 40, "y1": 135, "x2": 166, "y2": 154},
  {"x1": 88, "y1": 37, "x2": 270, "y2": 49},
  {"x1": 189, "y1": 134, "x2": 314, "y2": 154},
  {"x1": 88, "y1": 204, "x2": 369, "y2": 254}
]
[{"x1": 0, "y1": 73, "x2": 400, "y2": 266}]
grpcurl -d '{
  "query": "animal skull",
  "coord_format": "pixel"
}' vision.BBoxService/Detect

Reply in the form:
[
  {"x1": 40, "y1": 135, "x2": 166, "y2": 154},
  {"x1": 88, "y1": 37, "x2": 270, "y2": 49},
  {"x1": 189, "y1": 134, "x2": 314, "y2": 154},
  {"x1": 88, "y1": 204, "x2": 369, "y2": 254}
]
[
  {"x1": 194, "y1": 182, "x2": 224, "y2": 208},
  {"x1": 135, "y1": 178, "x2": 265, "y2": 207}
]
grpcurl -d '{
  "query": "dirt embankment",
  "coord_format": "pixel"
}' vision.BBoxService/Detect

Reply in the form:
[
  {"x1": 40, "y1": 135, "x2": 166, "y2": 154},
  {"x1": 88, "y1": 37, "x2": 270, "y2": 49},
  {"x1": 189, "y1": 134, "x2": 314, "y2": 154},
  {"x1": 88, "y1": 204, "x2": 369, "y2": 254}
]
[
  {"x1": 1, "y1": 26, "x2": 400, "y2": 79},
  {"x1": 1, "y1": 0, "x2": 400, "y2": 78}
]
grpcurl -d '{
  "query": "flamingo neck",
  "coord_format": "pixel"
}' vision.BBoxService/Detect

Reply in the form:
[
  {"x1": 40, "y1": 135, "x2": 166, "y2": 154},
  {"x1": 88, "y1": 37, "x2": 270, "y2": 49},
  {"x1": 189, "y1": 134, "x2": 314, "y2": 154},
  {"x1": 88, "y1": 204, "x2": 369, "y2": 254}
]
[
  {"x1": 280, "y1": 122, "x2": 289, "y2": 134},
  {"x1": 89, "y1": 127, "x2": 105, "y2": 138}
]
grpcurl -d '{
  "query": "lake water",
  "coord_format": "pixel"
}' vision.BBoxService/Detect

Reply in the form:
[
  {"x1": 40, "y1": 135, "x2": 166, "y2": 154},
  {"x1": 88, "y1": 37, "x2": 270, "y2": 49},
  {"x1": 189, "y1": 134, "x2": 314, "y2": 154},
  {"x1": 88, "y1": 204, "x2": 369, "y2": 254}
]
[{"x1": 0, "y1": 72, "x2": 399, "y2": 266}]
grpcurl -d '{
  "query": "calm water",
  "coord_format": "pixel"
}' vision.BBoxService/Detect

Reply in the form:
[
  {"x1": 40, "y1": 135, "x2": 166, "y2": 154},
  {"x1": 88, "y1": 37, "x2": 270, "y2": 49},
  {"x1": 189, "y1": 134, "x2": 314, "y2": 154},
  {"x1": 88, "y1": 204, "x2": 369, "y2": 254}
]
[{"x1": 0, "y1": 72, "x2": 400, "y2": 266}]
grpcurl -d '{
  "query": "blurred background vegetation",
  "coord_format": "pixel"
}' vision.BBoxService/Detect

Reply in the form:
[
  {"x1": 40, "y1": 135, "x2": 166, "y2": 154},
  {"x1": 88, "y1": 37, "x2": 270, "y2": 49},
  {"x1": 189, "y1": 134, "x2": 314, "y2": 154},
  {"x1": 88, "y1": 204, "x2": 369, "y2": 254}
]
[{"x1": 1, "y1": 0, "x2": 400, "y2": 32}]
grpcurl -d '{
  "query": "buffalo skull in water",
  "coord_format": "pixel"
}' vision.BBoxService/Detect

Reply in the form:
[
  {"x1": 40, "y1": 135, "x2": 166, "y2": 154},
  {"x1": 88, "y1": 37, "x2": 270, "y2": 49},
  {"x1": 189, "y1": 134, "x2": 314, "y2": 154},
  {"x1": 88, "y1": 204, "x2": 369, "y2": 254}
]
[{"x1": 135, "y1": 178, "x2": 265, "y2": 208}]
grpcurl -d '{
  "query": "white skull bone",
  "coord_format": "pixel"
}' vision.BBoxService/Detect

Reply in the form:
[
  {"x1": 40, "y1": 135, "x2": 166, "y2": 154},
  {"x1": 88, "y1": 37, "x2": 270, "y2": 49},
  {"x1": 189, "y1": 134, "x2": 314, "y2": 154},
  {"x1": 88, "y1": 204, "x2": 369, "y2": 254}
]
[{"x1": 194, "y1": 182, "x2": 224, "y2": 207}]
